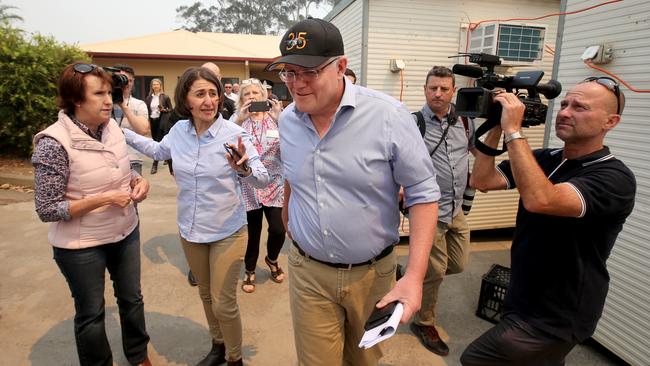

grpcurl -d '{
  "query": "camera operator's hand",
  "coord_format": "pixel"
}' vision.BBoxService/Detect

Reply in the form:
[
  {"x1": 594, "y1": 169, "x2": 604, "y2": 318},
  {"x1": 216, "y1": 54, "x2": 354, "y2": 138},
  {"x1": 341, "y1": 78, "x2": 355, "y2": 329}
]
[{"x1": 493, "y1": 92, "x2": 525, "y2": 134}]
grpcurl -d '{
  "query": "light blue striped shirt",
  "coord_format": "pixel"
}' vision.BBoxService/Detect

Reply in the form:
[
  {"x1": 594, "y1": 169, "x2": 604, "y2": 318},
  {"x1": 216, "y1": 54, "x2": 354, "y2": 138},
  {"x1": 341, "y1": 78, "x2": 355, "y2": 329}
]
[
  {"x1": 280, "y1": 78, "x2": 440, "y2": 263},
  {"x1": 124, "y1": 117, "x2": 269, "y2": 243}
]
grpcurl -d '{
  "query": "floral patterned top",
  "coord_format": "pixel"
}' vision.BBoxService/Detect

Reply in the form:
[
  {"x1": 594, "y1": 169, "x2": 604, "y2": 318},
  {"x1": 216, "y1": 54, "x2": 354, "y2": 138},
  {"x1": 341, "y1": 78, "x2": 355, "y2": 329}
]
[{"x1": 239, "y1": 114, "x2": 284, "y2": 210}]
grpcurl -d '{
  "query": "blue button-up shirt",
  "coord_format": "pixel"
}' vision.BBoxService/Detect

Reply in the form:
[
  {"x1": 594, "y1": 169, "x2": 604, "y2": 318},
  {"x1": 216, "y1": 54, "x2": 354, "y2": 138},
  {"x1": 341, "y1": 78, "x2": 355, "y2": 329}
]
[
  {"x1": 124, "y1": 118, "x2": 269, "y2": 243},
  {"x1": 280, "y1": 78, "x2": 440, "y2": 263},
  {"x1": 420, "y1": 104, "x2": 475, "y2": 223}
]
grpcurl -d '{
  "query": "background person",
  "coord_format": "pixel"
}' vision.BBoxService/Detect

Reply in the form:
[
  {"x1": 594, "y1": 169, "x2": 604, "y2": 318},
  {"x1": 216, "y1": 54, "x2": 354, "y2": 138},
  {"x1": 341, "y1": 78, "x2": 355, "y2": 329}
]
[
  {"x1": 124, "y1": 66, "x2": 269, "y2": 366},
  {"x1": 145, "y1": 78, "x2": 173, "y2": 174},
  {"x1": 461, "y1": 78, "x2": 636, "y2": 365},
  {"x1": 232, "y1": 78, "x2": 285, "y2": 293},
  {"x1": 202, "y1": 62, "x2": 236, "y2": 120},
  {"x1": 266, "y1": 18, "x2": 440, "y2": 365},
  {"x1": 112, "y1": 64, "x2": 150, "y2": 175},
  {"x1": 404, "y1": 66, "x2": 475, "y2": 357},
  {"x1": 32, "y1": 62, "x2": 152, "y2": 366}
]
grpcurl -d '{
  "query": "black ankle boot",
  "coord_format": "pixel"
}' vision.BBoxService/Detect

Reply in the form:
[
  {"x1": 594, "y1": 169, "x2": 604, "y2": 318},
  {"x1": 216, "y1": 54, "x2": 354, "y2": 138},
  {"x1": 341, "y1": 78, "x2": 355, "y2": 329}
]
[
  {"x1": 196, "y1": 342, "x2": 225, "y2": 366},
  {"x1": 227, "y1": 359, "x2": 243, "y2": 366},
  {"x1": 150, "y1": 161, "x2": 158, "y2": 175}
]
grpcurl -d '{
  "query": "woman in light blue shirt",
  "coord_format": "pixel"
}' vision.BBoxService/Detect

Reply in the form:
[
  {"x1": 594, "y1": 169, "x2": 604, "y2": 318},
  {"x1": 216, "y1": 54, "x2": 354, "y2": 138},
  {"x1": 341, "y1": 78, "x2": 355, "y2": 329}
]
[{"x1": 124, "y1": 67, "x2": 269, "y2": 366}]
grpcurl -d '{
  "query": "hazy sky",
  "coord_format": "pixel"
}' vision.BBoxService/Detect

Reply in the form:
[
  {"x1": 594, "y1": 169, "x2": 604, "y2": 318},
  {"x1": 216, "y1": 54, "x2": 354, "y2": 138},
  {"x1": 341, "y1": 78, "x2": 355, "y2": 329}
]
[{"x1": 10, "y1": 0, "x2": 330, "y2": 45}]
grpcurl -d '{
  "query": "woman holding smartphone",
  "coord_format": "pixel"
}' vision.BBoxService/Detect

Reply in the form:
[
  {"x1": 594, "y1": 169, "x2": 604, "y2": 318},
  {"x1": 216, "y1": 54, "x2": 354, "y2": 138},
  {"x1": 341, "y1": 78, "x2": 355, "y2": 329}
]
[
  {"x1": 123, "y1": 67, "x2": 269, "y2": 366},
  {"x1": 233, "y1": 79, "x2": 285, "y2": 293}
]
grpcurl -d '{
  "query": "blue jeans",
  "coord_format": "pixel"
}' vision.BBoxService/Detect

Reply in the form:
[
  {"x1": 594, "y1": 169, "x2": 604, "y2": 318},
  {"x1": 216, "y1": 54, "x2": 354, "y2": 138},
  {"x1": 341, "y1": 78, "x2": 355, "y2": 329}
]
[{"x1": 53, "y1": 226, "x2": 149, "y2": 366}]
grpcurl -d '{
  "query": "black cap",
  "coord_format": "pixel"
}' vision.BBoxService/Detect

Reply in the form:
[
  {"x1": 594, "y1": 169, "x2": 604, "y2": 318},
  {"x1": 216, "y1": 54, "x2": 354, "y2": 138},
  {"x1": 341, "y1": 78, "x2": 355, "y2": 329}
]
[{"x1": 265, "y1": 18, "x2": 344, "y2": 71}]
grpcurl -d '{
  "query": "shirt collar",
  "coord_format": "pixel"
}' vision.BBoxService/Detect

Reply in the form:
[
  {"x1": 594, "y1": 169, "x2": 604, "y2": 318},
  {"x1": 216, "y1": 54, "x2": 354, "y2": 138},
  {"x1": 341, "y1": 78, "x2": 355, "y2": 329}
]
[
  {"x1": 552, "y1": 146, "x2": 614, "y2": 167},
  {"x1": 184, "y1": 117, "x2": 222, "y2": 137},
  {"x1": 422, "y1": 103, "x2": 452, "y2": 123},
  {"x1": 291, "y1": 76, "x2": 357, "y2": 121}
]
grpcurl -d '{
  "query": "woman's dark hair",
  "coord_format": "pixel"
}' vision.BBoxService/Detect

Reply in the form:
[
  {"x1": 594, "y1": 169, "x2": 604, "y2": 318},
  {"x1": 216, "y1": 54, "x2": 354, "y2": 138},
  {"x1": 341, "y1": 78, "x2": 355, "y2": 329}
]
[
  {"x1": 57, "y1": 62, "x2": 113, "y2": 114},
  {"x1": 174, "y1": 67, "x2": 224, "y2": 119}
]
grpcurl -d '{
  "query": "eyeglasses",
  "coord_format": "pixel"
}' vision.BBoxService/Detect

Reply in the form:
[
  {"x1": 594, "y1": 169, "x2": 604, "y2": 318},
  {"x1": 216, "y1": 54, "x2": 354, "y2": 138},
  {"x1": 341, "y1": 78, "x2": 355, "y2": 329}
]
[
  {"x1": 581, "y1": 76, "x2": 622, "y2": 114},
  {"x1": 278, "y1": 57, "x2": 339, "y2": 83},
  {"x1": 241, "y1": 78, "x2": 262, "y2": 85},
  {"x1": 73, "y1": 63, "x2": 98, "y2": 74}
]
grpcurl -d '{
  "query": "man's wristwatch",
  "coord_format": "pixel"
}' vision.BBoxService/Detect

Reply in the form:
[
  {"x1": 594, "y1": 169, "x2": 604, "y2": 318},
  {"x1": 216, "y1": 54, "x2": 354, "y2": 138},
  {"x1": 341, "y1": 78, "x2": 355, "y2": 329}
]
[{"x1": 504, "y1": 131, "x2": 527, "y2": 144}]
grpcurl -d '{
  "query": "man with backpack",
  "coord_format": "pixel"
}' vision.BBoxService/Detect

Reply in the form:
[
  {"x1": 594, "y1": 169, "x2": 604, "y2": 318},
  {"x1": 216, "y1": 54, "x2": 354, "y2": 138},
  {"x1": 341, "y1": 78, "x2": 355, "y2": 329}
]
[{"x1": 405, "y1": 66, "x2": 475, "y2": 356}]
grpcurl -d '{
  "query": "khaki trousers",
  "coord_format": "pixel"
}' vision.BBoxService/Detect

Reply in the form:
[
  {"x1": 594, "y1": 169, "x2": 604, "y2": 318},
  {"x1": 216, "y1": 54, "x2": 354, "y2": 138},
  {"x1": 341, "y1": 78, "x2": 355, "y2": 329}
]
[
  {"x1": 415, "y1": 211, "x2": 471, "y2": 327},
  {"x1": 288, "y1": 244, "x2": 396, "y2": 366},
  {"x1": 181, "y1": 226, "x2": 247, "y2": 362}
]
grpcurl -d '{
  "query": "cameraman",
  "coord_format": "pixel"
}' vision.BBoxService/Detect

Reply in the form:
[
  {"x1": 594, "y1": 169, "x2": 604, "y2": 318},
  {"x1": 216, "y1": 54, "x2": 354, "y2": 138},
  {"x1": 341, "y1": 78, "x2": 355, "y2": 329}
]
[
  {"x1": 404, "y1": 66, "x2": 475, "y2": 357},
  {"x1": 112, "y1": 64, "x2": 150, "y2": 175},
  {"x1": 461, "y1": 79, "x2": 636, "y2": 365}
]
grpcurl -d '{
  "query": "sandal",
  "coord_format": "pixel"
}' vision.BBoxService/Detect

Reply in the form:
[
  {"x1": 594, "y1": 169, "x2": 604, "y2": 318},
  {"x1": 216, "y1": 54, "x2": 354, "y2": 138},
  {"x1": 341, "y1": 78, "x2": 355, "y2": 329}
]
[
  {"x1": 242, "y1": 271, "x2": 255, "y2": 293},
  {"x1": 265, "y1": 256, "x2": 285, "y2": 283}
]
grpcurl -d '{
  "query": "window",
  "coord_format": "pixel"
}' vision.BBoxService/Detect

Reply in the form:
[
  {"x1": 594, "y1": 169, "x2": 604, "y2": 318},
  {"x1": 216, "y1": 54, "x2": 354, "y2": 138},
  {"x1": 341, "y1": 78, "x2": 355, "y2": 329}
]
[{"x1": 468, "y1": 23, "x2": 546, "y2": 64}]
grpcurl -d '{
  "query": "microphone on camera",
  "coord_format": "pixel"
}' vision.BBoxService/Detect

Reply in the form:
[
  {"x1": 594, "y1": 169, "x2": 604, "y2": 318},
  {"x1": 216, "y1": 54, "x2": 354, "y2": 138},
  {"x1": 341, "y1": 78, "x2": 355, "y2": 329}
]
[{"x1": 452, "y1": 64, "x2": 484, "y2": 79}]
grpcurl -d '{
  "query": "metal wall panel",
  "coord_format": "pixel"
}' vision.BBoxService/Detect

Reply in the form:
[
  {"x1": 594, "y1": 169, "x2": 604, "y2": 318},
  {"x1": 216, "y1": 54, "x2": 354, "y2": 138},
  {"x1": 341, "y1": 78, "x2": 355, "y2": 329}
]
[
  {"x1": 550, "y1": 1, "x2": 650, "y2": 364},
  {"x1": 332, "y1": 0, "x2": 561, "y2": 229}
]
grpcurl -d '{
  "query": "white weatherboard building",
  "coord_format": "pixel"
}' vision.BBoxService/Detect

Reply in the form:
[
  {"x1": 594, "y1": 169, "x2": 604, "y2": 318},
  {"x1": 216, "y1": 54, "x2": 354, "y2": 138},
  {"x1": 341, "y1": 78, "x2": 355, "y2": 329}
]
[{"x1": 327, "y1": 0, "x2": 562, "y2": 230}]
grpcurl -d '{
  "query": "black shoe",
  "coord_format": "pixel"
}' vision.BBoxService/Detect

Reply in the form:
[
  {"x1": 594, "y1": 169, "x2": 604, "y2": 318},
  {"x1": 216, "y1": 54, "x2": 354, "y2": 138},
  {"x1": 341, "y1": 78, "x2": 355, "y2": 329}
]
[
  {"x1": 396, "y1": 263, "x2": 404, "y2": 281},
  {"x1": 150, "y1": 162, "x2": 158, "y2": 175},
  {"x1": 188, "y1": 270, "x2": 198, "y2": 286},
  {"x1": 410, "y1": 322, "x2": 449, "y2": 356},
  {"x1": 196, "y1": 341, "x2": 226, "y2": 366}
]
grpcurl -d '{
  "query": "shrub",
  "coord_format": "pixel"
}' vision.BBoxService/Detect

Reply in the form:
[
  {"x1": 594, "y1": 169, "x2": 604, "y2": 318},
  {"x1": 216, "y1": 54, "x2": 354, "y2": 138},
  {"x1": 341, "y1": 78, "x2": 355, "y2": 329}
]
[{"x1": 0, "y1": 22, "x2": 89, "y2": 157}]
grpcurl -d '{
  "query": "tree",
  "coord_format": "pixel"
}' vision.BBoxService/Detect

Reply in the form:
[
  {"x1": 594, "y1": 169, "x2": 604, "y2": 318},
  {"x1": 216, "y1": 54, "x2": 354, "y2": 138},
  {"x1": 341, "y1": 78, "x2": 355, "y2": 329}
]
[
  {"x1": 176, "y1": 0, "x2": 334, "y2": 35},
  {"x1": 0, "y1": 22, "x2": 90, "y2": 156},
  {"x1": 0, "y1": 1, "x2": 23, "y2": 24}
]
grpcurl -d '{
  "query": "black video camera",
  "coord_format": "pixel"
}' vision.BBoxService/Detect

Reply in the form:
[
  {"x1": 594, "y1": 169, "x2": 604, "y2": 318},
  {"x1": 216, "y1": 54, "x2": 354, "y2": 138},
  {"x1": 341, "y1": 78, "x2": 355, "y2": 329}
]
[
  {"x1": 451, "y1": 53, "x2": 562, "y2": 156},
  {"x1": 103, "y1": 66, "x2": 130, "y2": 105},
  {"x1": 453, "y1": 53, "x2": 562, "y2": 128}
]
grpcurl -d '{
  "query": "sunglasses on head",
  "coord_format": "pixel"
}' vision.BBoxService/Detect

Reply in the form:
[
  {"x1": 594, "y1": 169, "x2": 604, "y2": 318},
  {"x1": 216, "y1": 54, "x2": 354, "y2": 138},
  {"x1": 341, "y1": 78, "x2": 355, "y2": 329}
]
[
  {"x1": 241, "y1": 78, "x2": 262, "y2": 85},
  {"x1": 581, "y1": 76, "x2": 621, "y2": 114},
  {"x1": 73, "y1": 63, "x2": 98, "y2": 74}
]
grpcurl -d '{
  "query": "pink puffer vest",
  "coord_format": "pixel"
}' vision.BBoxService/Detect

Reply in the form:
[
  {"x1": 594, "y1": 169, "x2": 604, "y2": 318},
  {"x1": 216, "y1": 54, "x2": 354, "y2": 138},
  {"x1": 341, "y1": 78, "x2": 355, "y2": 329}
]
[{"x1": 34, "y1": 111, "x2": 138, "y2": 249}]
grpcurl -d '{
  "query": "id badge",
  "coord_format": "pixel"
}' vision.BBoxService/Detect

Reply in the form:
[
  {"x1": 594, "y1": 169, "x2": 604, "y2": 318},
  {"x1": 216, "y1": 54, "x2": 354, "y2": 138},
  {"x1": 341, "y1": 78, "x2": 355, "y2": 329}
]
[{"x1": 266, "y1": 129, "x2": 279, "y2": 139}]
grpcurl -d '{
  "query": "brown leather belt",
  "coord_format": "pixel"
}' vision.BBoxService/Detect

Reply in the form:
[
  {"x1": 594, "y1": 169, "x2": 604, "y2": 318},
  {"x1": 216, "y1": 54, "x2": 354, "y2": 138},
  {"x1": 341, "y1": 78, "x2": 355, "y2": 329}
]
[{"x1": 292, "y1": 240, "x2": 393, "y2": 269}]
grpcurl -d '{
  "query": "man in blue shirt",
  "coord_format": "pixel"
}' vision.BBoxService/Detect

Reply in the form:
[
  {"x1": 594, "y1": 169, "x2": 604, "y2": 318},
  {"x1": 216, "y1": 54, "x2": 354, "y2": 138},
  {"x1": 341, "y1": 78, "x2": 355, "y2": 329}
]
[{"x1": 266, "y1": 18, "x2": 440, "y2": 365}]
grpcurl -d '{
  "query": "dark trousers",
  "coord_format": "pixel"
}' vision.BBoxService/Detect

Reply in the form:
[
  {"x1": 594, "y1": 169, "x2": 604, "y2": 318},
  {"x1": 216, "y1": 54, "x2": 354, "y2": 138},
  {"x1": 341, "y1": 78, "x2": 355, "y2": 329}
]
[
  {"x1": 244, "y1": 206, "x2": 285, "y2": 272},
  {"x1": 53, "y1": 226, "x2": 149, "y2": 366},
  {"x1": 149, "y1": 117, "x2": 163, "y2": 142},
  {"x1": 461, "y1": 313, "x2": 578, "y2": 366}
]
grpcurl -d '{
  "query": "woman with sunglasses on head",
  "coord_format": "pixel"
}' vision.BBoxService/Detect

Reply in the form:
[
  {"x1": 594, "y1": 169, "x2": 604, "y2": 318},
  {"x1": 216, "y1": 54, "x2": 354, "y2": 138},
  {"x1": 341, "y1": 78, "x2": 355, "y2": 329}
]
[
  {"x1": 232, "y1": 78, "x2": 285, "y2": 293},
  {"x1": 32, "y1": 62, "x2": 152, "y2": 366},
  {"x1": 123, "y1": 67, "x2": 269, "y2": 366},
  {"x1": 145, "y1": 78, "x2": 173, "y2": 174}
]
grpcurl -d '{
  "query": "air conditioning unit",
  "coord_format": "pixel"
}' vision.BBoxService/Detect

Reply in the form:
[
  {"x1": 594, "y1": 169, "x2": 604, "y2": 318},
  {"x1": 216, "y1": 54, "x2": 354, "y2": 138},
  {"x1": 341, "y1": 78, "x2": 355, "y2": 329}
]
[{"x1": 467, "y1": 23, "x2": 547, "y2": 66}]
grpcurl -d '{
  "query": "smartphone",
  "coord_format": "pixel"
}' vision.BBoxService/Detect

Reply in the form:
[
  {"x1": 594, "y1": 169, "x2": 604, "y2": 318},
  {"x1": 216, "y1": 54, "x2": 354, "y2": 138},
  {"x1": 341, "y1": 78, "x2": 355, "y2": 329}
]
[
  {"x1": 364, "y1": 301, "x2": 399, "y2": 331},
  {"x1": 249, "y1": 100, "x2": 271, "y2": 112},
  {"x1": 223, "y1": 143, "x2": 249, "y2": 171}
]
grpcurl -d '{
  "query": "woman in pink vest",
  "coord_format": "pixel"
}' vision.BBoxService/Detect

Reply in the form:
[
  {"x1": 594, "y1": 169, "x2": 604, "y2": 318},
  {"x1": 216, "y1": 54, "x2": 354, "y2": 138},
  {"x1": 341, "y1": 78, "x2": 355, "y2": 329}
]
[{"x1": 32, "y1": 63, "x2": 152, "y2": 366}]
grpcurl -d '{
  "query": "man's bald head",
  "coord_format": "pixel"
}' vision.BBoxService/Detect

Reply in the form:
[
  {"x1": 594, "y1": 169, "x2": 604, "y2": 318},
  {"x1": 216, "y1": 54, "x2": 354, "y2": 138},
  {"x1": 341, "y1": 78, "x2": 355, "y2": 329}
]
[
  {"x1": 202, "y1": 62, "x2": 222, "y2": 80},
  {"x1": 580, "y1": 78, "x2": 625, "y2": 115}
]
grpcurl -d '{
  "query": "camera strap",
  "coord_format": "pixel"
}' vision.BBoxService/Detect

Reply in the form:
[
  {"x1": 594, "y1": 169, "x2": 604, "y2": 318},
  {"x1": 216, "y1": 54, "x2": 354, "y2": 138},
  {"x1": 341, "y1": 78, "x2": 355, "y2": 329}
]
[{"x1": 473, "y1": 118, "x2": 508, "y2": 156}]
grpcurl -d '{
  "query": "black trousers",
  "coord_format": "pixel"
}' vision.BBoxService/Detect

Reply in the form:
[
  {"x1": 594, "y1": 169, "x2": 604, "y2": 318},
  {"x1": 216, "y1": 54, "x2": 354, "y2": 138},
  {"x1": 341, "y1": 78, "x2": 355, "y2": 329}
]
[
  {"x1": 53, "y1": 227, "x2": 149, "y2": 366},
  {"x1": 461, "y1": 313, "x2": 578, "y2": 366},
  {"x1": 244, "y1": 206, "x2": 286, "y2": 272}
]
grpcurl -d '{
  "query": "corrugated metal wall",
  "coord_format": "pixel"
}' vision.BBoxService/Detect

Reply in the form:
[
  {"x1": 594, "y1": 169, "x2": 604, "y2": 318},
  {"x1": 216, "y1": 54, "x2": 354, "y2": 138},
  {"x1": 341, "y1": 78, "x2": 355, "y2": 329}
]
[
  {"x1": 550, "y1": 1, "x2": 650, "y2": 364},
  {"x1": 331, "y1": 0, "x2": 561, "y2": 229},
  {"x1": 329, "y1": 0, "x2": 364, "y2": 80}
]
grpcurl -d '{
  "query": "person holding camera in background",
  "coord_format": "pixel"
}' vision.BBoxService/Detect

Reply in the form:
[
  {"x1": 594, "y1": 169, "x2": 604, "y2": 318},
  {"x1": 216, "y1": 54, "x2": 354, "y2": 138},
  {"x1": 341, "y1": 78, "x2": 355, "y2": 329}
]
[
  {"x1": 461, "y1": 79, "x2": 636, "y2": 365},
  {"x1": 401, "y1": 66, "x2": 475, "y2": 357},
  {"x1": 112, "y1": 64, "x2": 150, "y2": 175},
  {"x1": 145, "y1": 78, "x2": 173, "y2": 174},
  {"x1": 266, "y1": 18, "x2": 440, "y2": 365},
  {"x1": 232, "y1": 78, "x2": 285, "y2": 294}
]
